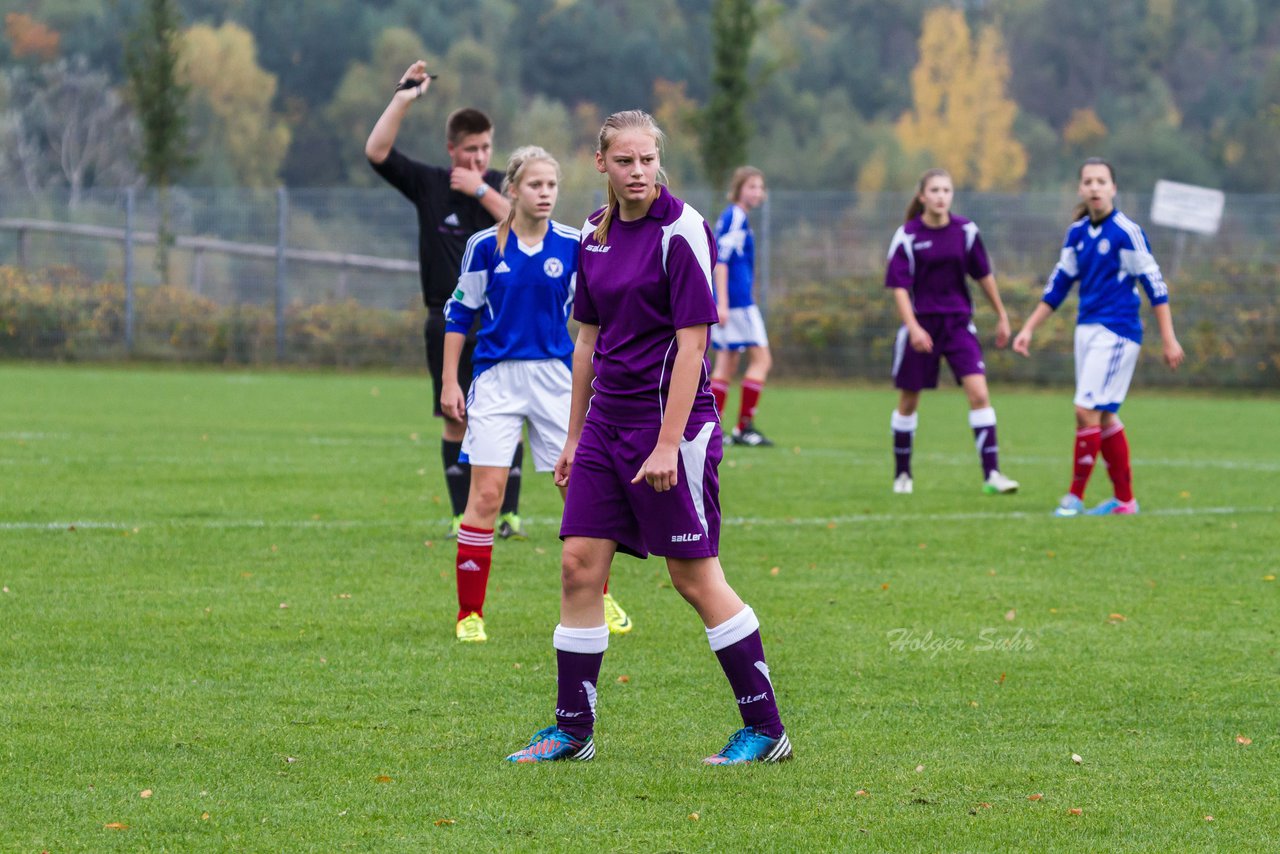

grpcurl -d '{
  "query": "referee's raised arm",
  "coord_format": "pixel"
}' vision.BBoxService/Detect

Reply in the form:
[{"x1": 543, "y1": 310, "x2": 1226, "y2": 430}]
[{"x1": 365, "y1": 60, "x2": 432, "y2": 164}]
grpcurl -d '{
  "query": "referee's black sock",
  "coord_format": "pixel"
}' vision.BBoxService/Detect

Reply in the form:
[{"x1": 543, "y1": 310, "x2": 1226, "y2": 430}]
[
  {"x1": 500, "y1": 442, "x2": 523, "y2": 515},
  {"x1": 441, "y1": 439, "x2": 470, "y2": 517}
]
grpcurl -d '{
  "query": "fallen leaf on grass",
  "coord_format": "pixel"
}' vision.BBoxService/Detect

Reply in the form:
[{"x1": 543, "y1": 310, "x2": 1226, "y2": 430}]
[
  {"x1": 140, "y1": 789, "x2": 152, "y2": 798},
  {"x1": 688, "y1": 812, "x2": 700, "y2": 821},
  {"x1": 374, "y1": 775, "x2": 393, "y2": 783},
  {"x1": 1027, "y1": 793, "x2": 1044, "y2": 801},
  {"x1": 279, "y1": 603, "x2": 289, "y2": 609},
  {"x1": 975, "y1": 802, "x2": 992, "y2": 810},
  {"x1": 1004, "y1": 609, "x2": 1016, "y2": 622},
  {"x1": 1204, "y1": 815, "x2": 1214, "y2": 822},
  {"x1": 855, "y1": 789, "x2": 869, "y2": 797},
  {"x1": 998, "y1": 673, "x2": 1006, "y2": 685},
  {"x1": 915, "y1": 764, "x2": 925, "y2": 773},
  {"x1": 770, "y1": 566, "x2": 780, "y2": 576},
  {"x1": 1108, "y1": 613, "x2": 1126, "y2": 622},
  {"x1": 1235, "y1": 735, "x2": 1252, "y2": 745},
  {"x1": 1068, "y1": 808, "x2": 1083, "y2": 816},
  {"x1": 616, "y1": 674, "x2": 630, "y2": 683},
  {"x1": 434, "y1": 819, "x2": 455, "y2": 826},
  {"x1": 201, "y1": 812, "x2": 210, "y2": 821},
  {"x1": 1264, "y1": 575, "x2": 1276, "y2": 582},
  {"x1": 1072, "y1": 753, "x2": 1083, "y2": 764},
  {"x1": 103, "y1": 822, "x2": 128, "y2": 830},
  {"x1": 881, "y1": 583, "x2": 890, "y2": 591}
]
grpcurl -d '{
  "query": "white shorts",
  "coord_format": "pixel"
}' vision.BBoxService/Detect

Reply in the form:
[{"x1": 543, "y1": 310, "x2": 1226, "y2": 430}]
[
  {"x1": 1073, "y1": 323, "x2": 1141, "y2": 413},
  {"x1": 462, "y1": 359, "x2": 572, "y2": 471},
  {"x1": 711, "y1": 305, "x2": 769, "y2": 351}
]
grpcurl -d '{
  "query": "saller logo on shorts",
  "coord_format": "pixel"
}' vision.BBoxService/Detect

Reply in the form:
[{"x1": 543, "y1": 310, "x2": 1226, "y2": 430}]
[{"x1": 671, "y1": 533, "x2": 702, "y2": 543}]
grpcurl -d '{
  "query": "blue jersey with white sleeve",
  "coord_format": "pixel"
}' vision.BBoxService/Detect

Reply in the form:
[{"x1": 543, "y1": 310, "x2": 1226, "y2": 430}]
[
  {"x1": 1040, "y1": 209, "x2": 1169, "y2": 343},
  {"x1": 714, "y1": 203, "x2": 755, "y2": 308},
  {"x1": 444, "y1": 221, "x2": 578, "y2": 378}
]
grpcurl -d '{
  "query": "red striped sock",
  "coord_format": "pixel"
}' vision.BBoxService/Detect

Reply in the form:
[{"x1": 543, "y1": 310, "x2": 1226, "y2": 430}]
[
  {"x1": 456, "y1": 525, "x2": 493, "y2": 620},
  {"x1": 738, "y1": 379, "x2": 763, "y2": 432},
  {"x1": 1070, "y1": 427, "x2": 1102, "y2": 499},
  {"x1": 1100, "y1": 422, "x2": 1133, "y2": 502},
  {"x1": 710, "y1": 378, "x2": 729, "y2": 416}
]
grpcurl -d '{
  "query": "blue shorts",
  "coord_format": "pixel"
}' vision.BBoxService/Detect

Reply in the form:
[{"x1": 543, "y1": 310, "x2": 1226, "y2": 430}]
[{"x1": 560, "y1": 418, "x2": 722, "y2": 559}]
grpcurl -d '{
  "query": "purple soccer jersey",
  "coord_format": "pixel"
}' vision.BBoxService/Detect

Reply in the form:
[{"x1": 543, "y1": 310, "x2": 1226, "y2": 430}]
[
  {"x1": 574, "y1": 185, "x2": 720, "y2": 428},
  {"x1": 885, "y1": 215, "x2": 992, "y2": 316}
]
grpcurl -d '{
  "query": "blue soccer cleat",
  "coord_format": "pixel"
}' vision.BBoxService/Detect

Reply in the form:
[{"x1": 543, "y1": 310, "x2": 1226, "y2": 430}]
[
  {"x1": 505, "y1": 725, "x2": 595, "y2": 763},
  {"x1": 703, "y1": 726, "x2": 792, "y2": 765},
  {"x1": 1085, "y1": 497, "x2": 1139, "y2": 516},
  {"x1": 1053, "y1": 494, "x2": 1085, "y2": 517}
]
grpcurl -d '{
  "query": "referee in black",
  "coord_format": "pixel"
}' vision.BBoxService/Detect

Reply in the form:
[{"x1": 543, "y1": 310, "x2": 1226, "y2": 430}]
[{"x1": 366, "y1": 60, "x2": 525, "y2": 540}]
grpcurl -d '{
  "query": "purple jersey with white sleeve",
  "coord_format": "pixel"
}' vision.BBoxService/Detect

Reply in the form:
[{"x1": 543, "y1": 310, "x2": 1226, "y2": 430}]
[
  {"x1": 574, "y1": 185, "x2": 720, "y2": 428},
  {"x1": 884, "y1": 215, "x2": 991, "y2": 316}
]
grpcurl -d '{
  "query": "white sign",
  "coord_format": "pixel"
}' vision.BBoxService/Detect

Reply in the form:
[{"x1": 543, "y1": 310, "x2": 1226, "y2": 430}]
[{"x1": 1150, "y1": 180, "x2": 1224, "y2": 235}]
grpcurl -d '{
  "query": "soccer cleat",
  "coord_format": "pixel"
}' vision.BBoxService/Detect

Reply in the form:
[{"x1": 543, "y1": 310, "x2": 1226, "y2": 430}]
[
  {"x1": 445, "y1": 514, "x2": 464, "y2": 539},
  {"x1": 603, "y1": 592, "x2": 633, "y2": 635},
  {"x1": 505, "y1": 725, "x2": 595, "y2": 763},
  {"x1": 731, "y1": 423, "x2": 774, "y2": 447},
  {"x1": 1085, "y1": 497, "x2": 1139, "y2": 516},
  {"x1": 497, "y1": 512, "x2": 527, "y2": 540},
  {"x1": 983, "y1": 470, "x2": 1020, "y2": 495},
  {"x1": 455, "y1": 612, "x2": 487, "y2": 643},
  {"x1": 1053, "y1": 494, "x2": 1085, "y2": 517},
  {"x1": 893, "y1": 472, "x2": 914, "y2": 494},
  {"x1": 703, "y1": 726, "x2": 792, "y2": 765}
]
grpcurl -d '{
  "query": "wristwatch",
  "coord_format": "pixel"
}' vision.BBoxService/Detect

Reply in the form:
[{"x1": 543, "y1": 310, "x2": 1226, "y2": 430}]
[{"x1": 475, "y1": 184, "x2": 488, "y2": 199}]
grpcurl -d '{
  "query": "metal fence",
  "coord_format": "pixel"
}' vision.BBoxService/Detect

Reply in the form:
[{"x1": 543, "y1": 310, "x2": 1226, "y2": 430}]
[{"x1": 2, "y1": 186, "x2": 1277, "y2": 387}]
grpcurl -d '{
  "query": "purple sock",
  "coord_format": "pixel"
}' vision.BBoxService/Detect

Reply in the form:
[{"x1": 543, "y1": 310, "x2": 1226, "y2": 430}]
[
  {"x1": 553, "y1": 624, "x2": 608, "y2": 741},
  {"x1": 969, "y1": 407, "x2": 999, "y2": 478},
  {"x1": 707, "y1": 606, "x2": 783, "y2": 739},
  {"x1": 891, "y1": 411, "x2": 917, "y2": 477}
]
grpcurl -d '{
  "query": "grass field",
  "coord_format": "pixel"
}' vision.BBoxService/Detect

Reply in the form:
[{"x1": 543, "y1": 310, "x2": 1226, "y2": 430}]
[{"x1": 2, "y1": 363, "x2": 1277, "y2": 851}]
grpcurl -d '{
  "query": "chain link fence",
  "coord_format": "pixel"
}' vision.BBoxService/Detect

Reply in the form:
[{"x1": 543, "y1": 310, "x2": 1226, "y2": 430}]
[{"x1": 2, "y1": 186, "x2": 1277, "y2": 387}]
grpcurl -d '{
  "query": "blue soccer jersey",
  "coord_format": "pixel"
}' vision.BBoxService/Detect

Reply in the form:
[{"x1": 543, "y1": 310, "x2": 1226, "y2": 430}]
[
  {"x1": 444, "y1": 221, "x2": 579, "y2": 378},
  {"x1": 713, "y1": 204, "x2": 755, "y2": 308},
  {"x1": 1041, "y1": 210, "x2": 1169, "y2": 343}
]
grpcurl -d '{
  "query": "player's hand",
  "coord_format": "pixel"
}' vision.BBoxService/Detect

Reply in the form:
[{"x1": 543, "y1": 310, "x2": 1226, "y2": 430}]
[
  {"x1": 554, "y1": 442, "x2": 576, "y2": 488},
  {"x1": 1012, "y1": 329, "x2": 1032, "y2": 357},
  {"x1": 717, "y1": 303, "x2": 729, "y2": 325},
  {"x1": 396, "y1": 61, "x2": 431, "y2": 100},
  {"x1": 994, "y1": 316, "x2": 1011, "y2": 349},
  {"x1": 450, "y1": 166, "x2": 484, "y2": 196},
  {"x1": 632, "y1": 444, "x2": 680, "y2": 492},
  {"x1": 908, "y1": 325, "x2": 933, "y2": 354},
  {"x1": 1163, "y1": 337, "x2": 1185, "y2": 370},
  {"x1": 440, "y1": 381, "x2": 465, "y2": 421}
]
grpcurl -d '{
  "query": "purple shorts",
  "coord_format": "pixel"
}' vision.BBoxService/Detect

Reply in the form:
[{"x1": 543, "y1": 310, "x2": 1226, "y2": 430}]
[
  {"x1": 892, "y1": 314, "x2": 985, "y2": 391},
  {"x1": 560, "y1": 418, "x2": 722, "y2": 559}
]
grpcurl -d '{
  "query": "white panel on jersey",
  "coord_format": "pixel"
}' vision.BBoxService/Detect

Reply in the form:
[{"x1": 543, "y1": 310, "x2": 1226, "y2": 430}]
[
  {"x1": 453, "y1": 270, "x2": 488, "y2": 308},
  {"x1": 962, "y1": 220, "x2": 980, "y2": 252},
  {"x1": 661, "y1": 205, "x2": 714, "y2": 294},
  {"x1": 887, "y1": 226, "x2": 915, "y2": 275}
]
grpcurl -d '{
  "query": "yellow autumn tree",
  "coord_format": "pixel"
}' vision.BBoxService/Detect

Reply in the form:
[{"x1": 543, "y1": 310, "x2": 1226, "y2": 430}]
[
  {"x1": 179, "y1": 22, "x2": 290, "y2": 186},
  {"x1": 895, "y1": 8, "x2": 1027, "y2": 190}
]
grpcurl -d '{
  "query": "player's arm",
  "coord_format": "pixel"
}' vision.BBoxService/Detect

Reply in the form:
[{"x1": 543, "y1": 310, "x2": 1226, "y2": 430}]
[
  {"x1": 1015, "y1": 237, "x2": 1077, "y2": 356},
  {"x1": 1152, "y1": 303, "x2": 1184, "y2": 370},
  {"x1": 892, "y1": 287, "x2": 932, "y2": 354},
  {"x1": 1012, "y1": 302, "x2": 1054, "y2": 357},
  {"x1": 440, "y1": 331, "x2": 467, "y2": 420},
  {"x1": 365, "y1": 61, "x2": 431, "y2": 164},
  {"x1": 632, "y1": 324, "x2": 708, "y2": 493},
  {"x1": 974, "y1": 274, "x2": 1011, "y2": 348},
  {"x1": 554, "y1": 323, "x2": 599, "y2": 487},
  {"x1": 713, "y1": 263, "x2": 730, "y2": 325}
]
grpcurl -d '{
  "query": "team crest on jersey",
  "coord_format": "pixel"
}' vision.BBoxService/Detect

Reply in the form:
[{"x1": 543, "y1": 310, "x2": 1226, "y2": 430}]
[
  {"x1": 543, "y1": 257, "x2": 564, "y2": 277},
  {"x1": 1097, "y1": 238, "x2": 1111, "y2": 255}
]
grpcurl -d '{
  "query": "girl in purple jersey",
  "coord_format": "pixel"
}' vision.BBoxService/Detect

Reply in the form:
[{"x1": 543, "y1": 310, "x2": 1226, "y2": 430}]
[
  {"x1": 505, "y1": 111, "x2": 790, "y2": 766},
  {"x1": 886, "y1": 169, "x2": 1019, "y2": 496}
]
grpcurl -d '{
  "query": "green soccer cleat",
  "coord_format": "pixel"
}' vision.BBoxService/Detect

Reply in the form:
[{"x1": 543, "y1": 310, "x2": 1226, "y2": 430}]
[
  {"x1": 455, "y1": 612, "x2": 487, "y2": 643},
  {"x1": 603, "y1": 592, "x2": 632, "y2": 635},
  {"x1": 497, "y1": 512, "x2": 527, "y2": 540}
]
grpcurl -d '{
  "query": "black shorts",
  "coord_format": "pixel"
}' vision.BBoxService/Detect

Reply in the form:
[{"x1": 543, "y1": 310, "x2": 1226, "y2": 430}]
[{"x1": 425, "y1": 309, "x2": 476, "y2": 418}]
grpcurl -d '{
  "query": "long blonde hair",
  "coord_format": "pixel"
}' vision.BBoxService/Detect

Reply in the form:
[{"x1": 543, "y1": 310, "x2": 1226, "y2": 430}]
[
  {"x1": 905, "y1": 168, "x2": 951, "y2": 222},
  {"x1": 592, "y1": 110, "x2": 667, "y2": 245},
  {"x1": 727, "y1": 165, "x2": 765, "y2": 203},
  {"x1": 496, "y1": 145, "x2": 561, "y2": 255}
]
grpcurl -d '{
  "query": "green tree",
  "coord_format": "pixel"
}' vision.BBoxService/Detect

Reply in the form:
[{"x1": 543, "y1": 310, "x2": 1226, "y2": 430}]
[
  {"x1": 699, "y1": 0, "x2": 758, "y2": 191},
  {"x1": 124, "y1": 0, "x2": 190, "y2": 282}
]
